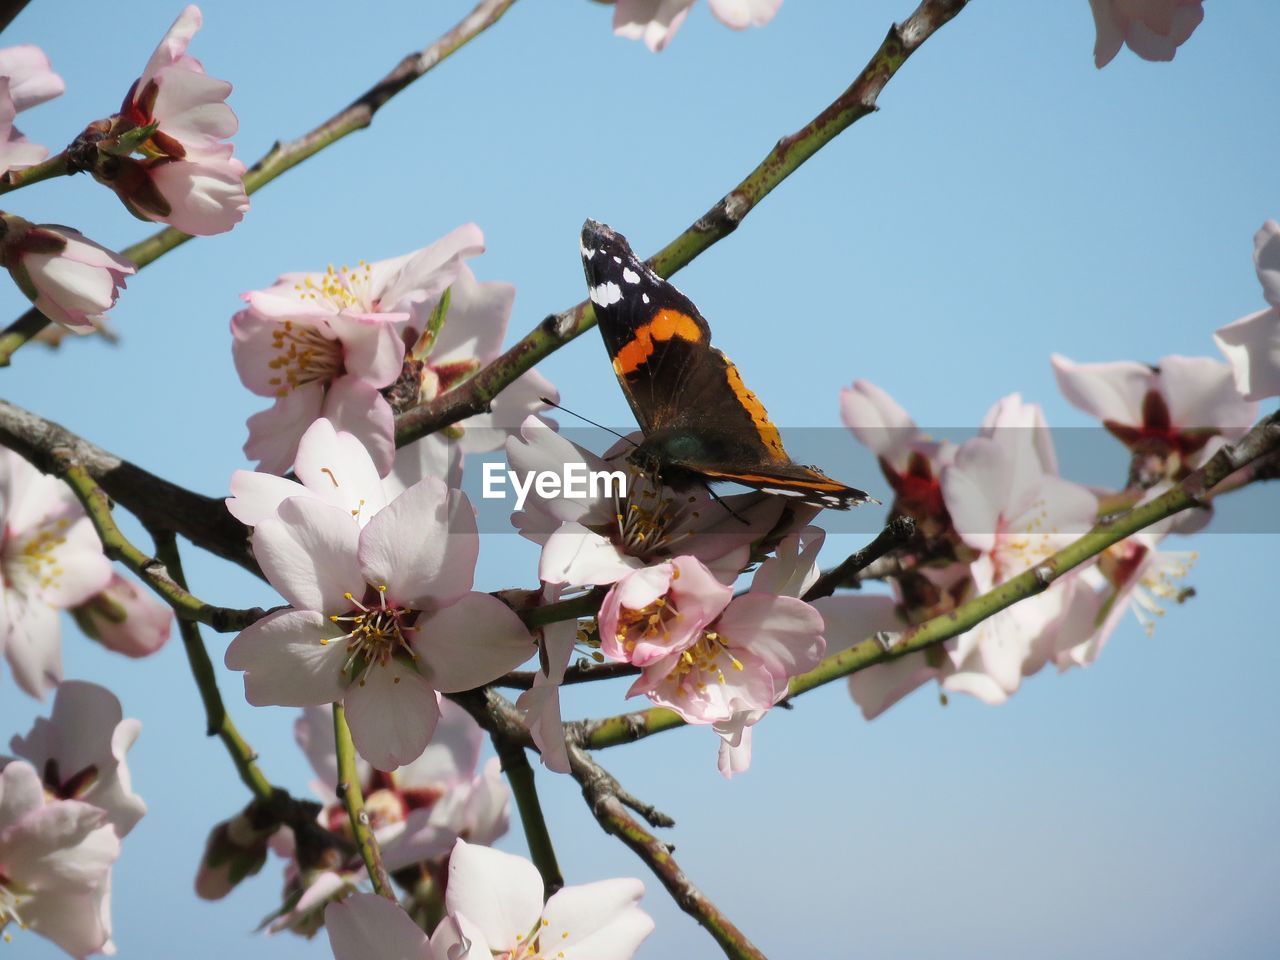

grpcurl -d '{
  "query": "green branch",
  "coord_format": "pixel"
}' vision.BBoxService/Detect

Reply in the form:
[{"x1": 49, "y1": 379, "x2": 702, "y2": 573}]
[
  {"x1": 52, "y1": 457, "x2": 265, "y2": 632},
  {"x1": 394, "y1": 0, "x2": 971, "y2": 446},
  {"x1": 490, "y1": 732, "x2": 564, "y2": 897},
  {"x1": 0, "y1": 0, "x2": 519, "y2": 365},
  {"x1": 580, "y1": 410, "x2": 1280, "y2": 750},
  {"x1": 333, "y1": 704, "x2": 396, "y2": 901},
  {"x1": 154, "y1": 534, "x2": 276, "y2": 805},
  {"x1": 0, "y1": 152, "x2": 70, "y2": 195}
]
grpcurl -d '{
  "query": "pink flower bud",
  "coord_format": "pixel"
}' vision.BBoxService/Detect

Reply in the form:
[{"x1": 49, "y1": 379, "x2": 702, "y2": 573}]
[{"x1": 72, "y1": 572, "x2": 173, "y2": 658}]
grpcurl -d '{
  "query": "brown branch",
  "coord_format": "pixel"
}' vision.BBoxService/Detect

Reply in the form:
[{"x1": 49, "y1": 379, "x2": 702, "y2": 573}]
[
  {"x1": 0, "y1": 0, "x2": 519, "y2": 365},
  {"x1": 0, "y1": 398, "x2": 257, "y2": 573},
  {"x1": 802, "y1": 515, "x2": 917, "y2": 601},
  {"x1": 394, "y1": 0, "x2": 971, "y2": 446}
]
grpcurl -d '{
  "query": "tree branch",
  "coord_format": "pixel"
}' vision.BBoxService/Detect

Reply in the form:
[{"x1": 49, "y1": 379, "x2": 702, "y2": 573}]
[
  {"x1": 0, "y1": 0, "x2": 520, "y2": 365},
  {"x1": 394, "y1": 0, "x2": 971, "y2": 446},
  {"x1": 802, "y1": 515, "x2": 917, "y2": 601},
  {"x1": 579, "y1": 410, "x2": 1280, "y2": 750},
  {"x1": 333, "y1": 703, "x2": 396, "y2": 901},
  {"x1": 490, "y1": 731, "x2": 564, "y2": 897}
]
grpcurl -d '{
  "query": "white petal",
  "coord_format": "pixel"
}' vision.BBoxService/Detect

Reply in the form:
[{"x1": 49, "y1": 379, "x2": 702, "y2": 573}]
[
  {"x1": 360, "y1": 479, "x2": 477, "y2": 606},
  {"x1": 344, "y1": 662, "x2": 440, "y2": 772},
  {"x1": 444, "y1": 840, "x2": 543, "y2": 953},
  {"x1": 414, "y1": 594, "x2": 534, "y2": 693},
  {"x1": 253, "y1": 499, "x2": 363, "y2": 612}
]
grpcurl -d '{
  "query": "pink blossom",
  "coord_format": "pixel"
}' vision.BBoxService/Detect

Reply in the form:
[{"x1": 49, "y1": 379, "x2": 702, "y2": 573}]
[
  {"x1": 841, "y1": 380, "x2": 955, "y2": 539},
  {"x1": 614, "y1": 0, "x2": 782, "y2": 52},
  {"x1": 936, "y1": 398, "x2": 1098, "y2": 703},
  {"x1": 71, "y1": 572, "x2": 173, "y2": 658},
  {"x1": 507, "y1": 416, "x2": 787, "y2": 587},
  {"x1": 7, "y1": 680, "x2": 146, "y2": 838},
  {"x1": 384, "y1": 263, "x2": 557, "y2": 497},
  {"x1": 224, "y1": 456, "x2": 533, "y2": 770},
  {"x1": 1051, "y1": 352, "x2": 1257, "y2": 471},
  {"x1": 1, "y1": 449, "x2": 112, "y2": 698},
  {"x1": 233, "y1": 225, "x2": 484, "y2": 475},
  {"x1": 0, "y1": 216, "x2": 135, "y2": 333},
  {"x1": 325, "y1": 893, "x2": 437, "y2": 960},
  {"x1": 0, "y1": 760, "x2": 120, "y2": 957},
  {"x1": 0, "y1": 45, "x2": 64, "y2": 176},
  {"x1": 429, "y1": 840, "x2": 653, "y2": 960},
  {"x1": 294, "y1": 699, "x2": 508, "y2": 869},
  {"x1": 1088, "y1": 0, "x2": 1204, "y2": 68},
  {"x1": 515, "y1": 584, "x2": 579, "y2": 774},
  {"x1": 87, "y1": 5, "x2": 247, "y2": 234},
  {"x1": 1215, "y1": 221, "x2": 1280, "y2": 401},
  {"x1": 599, "y1": 556, "x2": 732, "y2": 666}
]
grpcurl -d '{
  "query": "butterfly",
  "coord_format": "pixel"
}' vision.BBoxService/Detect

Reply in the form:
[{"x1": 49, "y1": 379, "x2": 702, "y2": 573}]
[{"x1": 580, "y1": 219, "x2": 874, "y2": 510}]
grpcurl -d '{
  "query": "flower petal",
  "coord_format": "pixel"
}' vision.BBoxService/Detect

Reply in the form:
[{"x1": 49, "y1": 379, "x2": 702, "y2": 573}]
[{"x1": 414, "y1": 593, "x2": 534, "y2": 693}]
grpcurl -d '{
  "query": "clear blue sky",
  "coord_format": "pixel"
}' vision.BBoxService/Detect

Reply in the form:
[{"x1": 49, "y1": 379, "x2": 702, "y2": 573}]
[{"x1": 2, "y1": 1, "x2": 1277, "y2": 958}]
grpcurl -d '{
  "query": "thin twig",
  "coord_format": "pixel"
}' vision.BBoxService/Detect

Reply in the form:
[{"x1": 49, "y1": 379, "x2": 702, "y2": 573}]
[
  {"x1": 499, "y1": 659, "x2": 639, "y2": 690},
  {"x1": 49, "y1": 457, "x2": 264, "y2": 630},
  {"x1": 802, "y1": 515, "x2": 917, "y2": 601},
  {"x1": 333, "y1": 703, "x2": 396, "y2": 901},
  {"x1": 0, "y1": 0, "x2": 520, "y2": 364},
  {"x1": 567, "y1": 744, "x2": 764, "y2": 960},
  {"x1": 394, "y1": 0, "x2": 971, "y2": 446},
  {"x1": 579, "y1": 411, "x2": 1280, "y2": 750},
  {"x1": 154, "y1": 533, "x2": 274, "y2": 802},
  {"x1": 490, "y1": 731, "x2": 564, "y2": 897}
]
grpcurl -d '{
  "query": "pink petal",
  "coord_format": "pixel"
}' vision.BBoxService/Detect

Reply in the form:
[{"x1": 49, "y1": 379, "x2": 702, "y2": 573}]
[
  {"x1": 707, "y1": 0, "x2": 783, "y2": 30},
  {"x1": 542, "y1": 878, "x2": 654, "y2": 958},
  {"x1": 426, "y1": 265, "x2": 510, "y2": 364},
  {"x1": 413, "y1": 593, "x2": 533, "y2": 693},
  {"x1": 225, "y1": 469, "x2": 308, "y2": 527},
  {"x1": 1255, "y1": 220, "x2": 1280, "y2": 308},
  {"x1": 0, "y1": 759, "x2": 45, "y2": 825},
  {"x1": 445, "y1": 840, "x2": 543, "y2": 952},
  {"x1": 0, "y1": 45, "x2": 65, "y2": 111},
  {"x1": 149, "y1": 63, "x2": 237, "y2": 148},
  {"x1": 379, "y1": 223, "x2": 485, "y2": 313},
  {"x1": 396, "y1": 696, "x2": 484, "y2": 788},
  {"x1": 1050, "y1": 353, "x2": 1152, "y2": 426},
  {"x1": 359, "y1": 479, "x2": 477, "y2": 606},
  {"x1": 224, "y1": 608, "x2": 348, "y2": 707},
  {"x1": 325, "y1": 893, "x2": 431, "y2": 960},
  {"x1": 320, "y1": 378, "x2": 397, "y2": 478},
  {"x1": 717, "y1": 593, "x2": 825, "y2": 689},
  {"x1": 326, "y1": 311, "x2": 407, "y2": 388},
  {"x1": 1214, "y1": 308, "x2": 1280, "y2": 402},
  {"x1": 941, "y1": 437, "x2": 1011, "y2": 553},
  {"x1": 252, "y1": 499, "x2": 362, "y2": 611},
  {"x1": 840, "y1": 379, "x2": 918, "y2": 469},
  {"x1": 243, "y1": 385, "x2": 326, "y2": 475},
  {"x1": 614, "y1": 0, "x2": 694, "y2": 51},
  {"x1": 540, "y1": 523, "x2": 639, "y2": 586},
  {"x1": 139, "y1": 4, "x2": 202, "y2": 89},
  {"x1": 3, "y1": 595, "x2": 62, "y2": 698},
  {"x1": 1158, "y1": 354, "x2": 1258, "y2": 436},
  {"x1": 344, "y1": 661, "x2": 440, "y2": 772},
  {"x1": 292, "y1": 416, "x2": 389, "y2": 521},
  {"x1": 148, "y1": 158, "x2": 248, "y2": 235}
]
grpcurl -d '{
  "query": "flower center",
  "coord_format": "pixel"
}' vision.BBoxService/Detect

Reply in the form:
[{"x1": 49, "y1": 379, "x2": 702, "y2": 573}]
[
  {"x1": 667, "y1": 629, "x2": 744, "y2": 694},
  {"x1": 0, "y1": 868, "x2": 32, "y2": 943},
  {"x1": 265, "y1": 320, "x2": 344, "y2": 398},
  {"x1": 293, "y1": 262, "x2": 377, "y2": 314},
  {"x1": 614, "y1": 596, "x2": 680, "y2": 656},
  {"x1": 992, "y1": 498, "x2": 1058, "y2": 583},
  {"x1": 326, "y1": 585, "x2": 419, "y2": 683},
  {"x1": 4, "y1": 518, "x2": 73, "y2": 594},
  {"x1": 609, "y1": 477, "x2": 700, "y2": 561}
]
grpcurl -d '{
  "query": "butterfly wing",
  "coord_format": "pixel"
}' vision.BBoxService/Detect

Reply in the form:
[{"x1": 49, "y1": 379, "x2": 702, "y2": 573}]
[{"x1": 581, "y1": 220, "x2": 711, "y2": 434}]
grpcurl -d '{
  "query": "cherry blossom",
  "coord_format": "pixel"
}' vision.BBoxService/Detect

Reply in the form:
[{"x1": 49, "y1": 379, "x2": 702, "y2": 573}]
[
  {"x1": 515, "y1": 584, "x2": 579, "y2": 774},
  {"x1": 0, "y1": 760, "x2": 120, "y2": 957},
  {"x1": 0, "y1": 45, "x2": 64, "y2": 176},
  {"x1": 382, "y1": 263, "x2": 557, "y2": 497},
  {"x1": 1, "y1": 449, "x2": 112, "y2": 698},
  {"x1": 224, "y1": 461, "x2": 534, "y2": 770},
  {"x1": 1051, "y1": 352, "x2": 1258, "y2": 474},
  {"x1": 71, "y1": 572, "x2": 173, "y2": 658},
  {"x1": 507, "y1": 416, "x2": 787, "y2": 587},
  {"x1": 295, "y1": 699, "x2": 508, "y2": 868},
  {"x1": 1088, "y1": 0, "x2": 1204, "y2": 68},
  {"x1": 7, "y1": 680, "x2": 147, "y2": 839},
  {"x1": 325, "y1": 893, "x2": 437, "y2": 960},
  {"x1": 1215, "y1": 220, "x2": 1280, "y2": 402},
  {"x1": 0, "y1": 216, "x2": 135, "y2": 333},
  {"x1": 601, "y1": 551, "x2": 825, "y2": 774},
  {"x1": 233, "y1": 224, "x2": 484, "y2": 475},
  {"x1": 614, "y1": 0, "x2": 782, "y2": 52},
  {"x1": 426, "y1": 840, "x2": 653, "y2": 960},
  {"x1": 84, "y1": 5, "x2": 248, "y2": 234}
]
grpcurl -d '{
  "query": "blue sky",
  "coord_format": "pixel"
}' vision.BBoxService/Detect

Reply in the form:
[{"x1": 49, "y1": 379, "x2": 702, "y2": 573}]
[{"x1": 1, "y1": 1, "x2": 1277, "y2": 958}]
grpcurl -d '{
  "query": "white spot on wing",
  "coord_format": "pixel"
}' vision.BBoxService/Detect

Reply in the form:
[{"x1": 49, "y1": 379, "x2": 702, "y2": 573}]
[
  {"x1": 761, "y1": 487, "x2": 808, "y2": 498},
  {"x1": 590, "y1": 281, "x2": 623, "y2": 307},
  {"x1": 622, "y1": 267, "x2": 641, "y2": 285},
  {"x1": 613, "y1": 255, "x2": 622, "y2": 264},
  {"x1": 642, "y1": 293, "x2": 650, "y2": 304},
  {"x1": 580, "y1": 243, "x2": 596, "y2": 260}
]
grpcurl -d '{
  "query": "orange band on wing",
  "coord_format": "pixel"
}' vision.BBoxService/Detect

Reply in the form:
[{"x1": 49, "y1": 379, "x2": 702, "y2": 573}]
[
  {"x1": 704, "y1": 469, "x2": 846, "y2": 492},
  {"x1": 722, "y1": 362, "x2": 786, "y2": 458},
  {"x1": 612, "y1": 309, "x2": 703, "y2": 375}
]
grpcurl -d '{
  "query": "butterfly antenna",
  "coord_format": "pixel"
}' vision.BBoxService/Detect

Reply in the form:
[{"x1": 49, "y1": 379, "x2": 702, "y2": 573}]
[
  {"x1": 702, "y1": 482, "x2": 751, "y2": 525},
  {"x1": 539, "y1": 397, "x2": 638, "y2": 448}
]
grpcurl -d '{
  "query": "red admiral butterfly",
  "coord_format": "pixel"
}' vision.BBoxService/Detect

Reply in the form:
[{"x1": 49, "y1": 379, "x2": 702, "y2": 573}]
[{"x1": 580, "y1": 219, "x2": 873, "y2": 510}]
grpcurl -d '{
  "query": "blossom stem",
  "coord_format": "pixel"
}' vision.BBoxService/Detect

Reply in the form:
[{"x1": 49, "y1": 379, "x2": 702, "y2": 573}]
[
  {"x1": 333, "y1": 703, "x2": 396, "y2": 901},
  {"x1": 0, "y1": 0, "x2": 520, "y2": 365},
  {"x1": 0, "y1": 151, "x2": 69, "y2": 194},
  {"x1": 394, "y1": 0, "x2": 972, "y2": 447},
  {"x1": 566, "y1": 743, "x2": 767, "y2": 960},
  {"x1": 49, "y1": 457, "x2": 267, "y2": 631},
  {"x1": 581, "y1": 410, "x2": 1280, "y2": 750},
  {"x1": 490, "y1": 732, "x2": 564, "y2": 897},
  {"x1": 154, "y1": 533, "x2": 276, "y2": 805}
]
